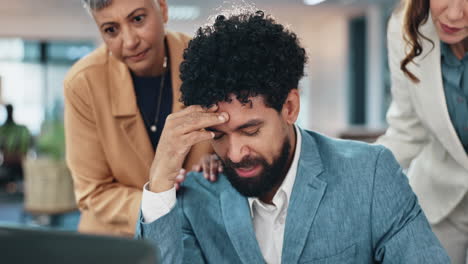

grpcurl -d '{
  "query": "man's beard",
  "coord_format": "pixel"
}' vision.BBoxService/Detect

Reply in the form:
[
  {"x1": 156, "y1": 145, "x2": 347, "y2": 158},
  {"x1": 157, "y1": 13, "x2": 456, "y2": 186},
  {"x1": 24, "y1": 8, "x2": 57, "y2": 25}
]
[{"x1": 220, "y1": 137, "x2": 292, "y2": 198}]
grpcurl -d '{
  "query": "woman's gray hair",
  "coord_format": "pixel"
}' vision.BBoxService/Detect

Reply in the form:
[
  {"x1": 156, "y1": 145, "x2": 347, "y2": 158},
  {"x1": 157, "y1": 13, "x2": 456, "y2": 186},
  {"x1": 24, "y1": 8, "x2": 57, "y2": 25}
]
[
  {"x1": 82, "y1": 0, "x2": 158, "y2": 14},
  {"x1": 82, "y1": 0, "x2": 113, "y2": 12}
]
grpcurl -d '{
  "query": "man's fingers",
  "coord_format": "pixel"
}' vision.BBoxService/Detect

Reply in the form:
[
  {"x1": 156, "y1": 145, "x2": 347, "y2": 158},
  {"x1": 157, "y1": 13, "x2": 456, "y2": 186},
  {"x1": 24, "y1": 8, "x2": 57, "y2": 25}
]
[
  {"x1": 169, "y1": 104, "x2": 218, "y2": 120},
  {"x1": 169, "y1": 105, "x2": 205, "y2": 119},
  {"x1": 177, "y1": 112, "x2": 229, "y2": 134},
  {"x1": 182, "y1": 131, "x2": 215, "y2": 149}
]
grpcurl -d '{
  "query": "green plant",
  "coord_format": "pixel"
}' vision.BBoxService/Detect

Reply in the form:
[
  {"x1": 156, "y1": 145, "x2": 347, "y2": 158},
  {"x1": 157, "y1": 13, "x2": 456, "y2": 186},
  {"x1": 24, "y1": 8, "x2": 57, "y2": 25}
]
[{"x1": 36, "y1": 119, "x2": 65, "y2": 161}]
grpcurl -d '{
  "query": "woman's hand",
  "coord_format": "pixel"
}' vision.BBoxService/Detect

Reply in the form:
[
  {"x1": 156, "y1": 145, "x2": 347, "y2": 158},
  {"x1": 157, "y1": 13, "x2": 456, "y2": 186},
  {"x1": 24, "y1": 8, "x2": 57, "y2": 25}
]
[
  {"x1": 192, "y1": 154, "x2": 223, "y2": 182},
  {"x1": 173, "y1": 153, "x2": 223, "y2": 190}
]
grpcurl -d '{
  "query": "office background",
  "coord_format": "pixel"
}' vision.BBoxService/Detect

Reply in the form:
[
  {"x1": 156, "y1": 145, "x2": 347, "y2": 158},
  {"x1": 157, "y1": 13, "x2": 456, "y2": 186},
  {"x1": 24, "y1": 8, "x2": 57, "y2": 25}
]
[{"x1": 0, "y1": 0, "x2": 398, "y2": 229}]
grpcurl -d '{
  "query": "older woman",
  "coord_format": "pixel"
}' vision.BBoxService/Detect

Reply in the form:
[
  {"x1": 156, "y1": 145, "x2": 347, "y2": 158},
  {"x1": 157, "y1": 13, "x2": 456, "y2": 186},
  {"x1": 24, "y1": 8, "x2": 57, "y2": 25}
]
[
  {"x1": 377, "y1": 0, "x2": 468, "y2": 262},
  {"x1": 64, "y1": 0, "x2": 218, "y2": 236}
]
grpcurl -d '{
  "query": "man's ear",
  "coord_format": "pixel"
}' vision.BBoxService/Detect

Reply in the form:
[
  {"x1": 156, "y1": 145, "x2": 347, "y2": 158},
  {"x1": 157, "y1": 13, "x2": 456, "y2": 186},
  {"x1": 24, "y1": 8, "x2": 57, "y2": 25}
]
[{"x1": 281, "y1": 89, "x2": 300, "y2": 125}]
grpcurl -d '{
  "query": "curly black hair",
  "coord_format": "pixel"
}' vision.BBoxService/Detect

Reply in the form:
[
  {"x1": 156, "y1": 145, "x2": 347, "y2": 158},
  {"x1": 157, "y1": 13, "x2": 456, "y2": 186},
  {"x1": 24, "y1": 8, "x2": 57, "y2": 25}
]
[{"x1": 180, "y1": 10, "x2": 307, "y2": 112}]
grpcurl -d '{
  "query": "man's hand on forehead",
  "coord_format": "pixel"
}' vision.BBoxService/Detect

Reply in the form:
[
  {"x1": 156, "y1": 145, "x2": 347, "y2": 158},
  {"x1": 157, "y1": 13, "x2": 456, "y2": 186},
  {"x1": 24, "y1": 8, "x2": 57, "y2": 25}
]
[{"x1": 148, "y1": 104, "x2": 229, "y2": 193}]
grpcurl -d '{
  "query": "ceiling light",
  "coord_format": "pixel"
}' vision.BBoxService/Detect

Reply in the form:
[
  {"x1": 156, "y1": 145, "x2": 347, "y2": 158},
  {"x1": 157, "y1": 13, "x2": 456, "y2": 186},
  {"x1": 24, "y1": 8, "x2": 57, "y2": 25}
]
[
  {"x1": 168, "y1": 5, "x2": 201, "y2": 21},
  {"x1": 304, "y1": 0, "x2": 328, "y2": 5}
]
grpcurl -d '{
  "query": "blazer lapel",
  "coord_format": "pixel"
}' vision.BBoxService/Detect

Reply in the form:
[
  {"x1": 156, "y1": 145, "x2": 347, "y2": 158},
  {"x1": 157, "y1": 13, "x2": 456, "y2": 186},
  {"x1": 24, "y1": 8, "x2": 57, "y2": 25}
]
[
  {"x1": 220, "y1": 188, "x2": 265, "y2": 264},
  {"x1": 282, "y1": 129, "x2": 327, "y2": 264},
  {"x1": 106, "y1": 32, "x2": 192, "y2": 173},
  {"x1": 109, "y1": 54, "x2": 154, "y2": 170},
  {"x1": 415, "y1": 19, "x2": 468, "y2": 170}
]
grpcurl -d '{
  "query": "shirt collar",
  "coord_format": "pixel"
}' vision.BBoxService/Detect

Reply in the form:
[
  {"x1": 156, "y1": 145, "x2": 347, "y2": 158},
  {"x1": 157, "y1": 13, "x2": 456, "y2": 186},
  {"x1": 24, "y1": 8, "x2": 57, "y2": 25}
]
[
  {"x1": 247, "y1": 125, "x2": 302, "y2": 217},
  {"x1": 440, "y1": 41, "x2": 467, "y2": 67}
]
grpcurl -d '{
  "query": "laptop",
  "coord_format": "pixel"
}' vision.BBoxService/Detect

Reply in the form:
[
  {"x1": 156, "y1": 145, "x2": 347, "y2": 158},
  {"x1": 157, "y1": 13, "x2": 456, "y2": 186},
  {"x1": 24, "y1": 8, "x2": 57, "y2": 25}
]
[{"x1": 0, "y1": 225, "x2": 159, "y2": 264}]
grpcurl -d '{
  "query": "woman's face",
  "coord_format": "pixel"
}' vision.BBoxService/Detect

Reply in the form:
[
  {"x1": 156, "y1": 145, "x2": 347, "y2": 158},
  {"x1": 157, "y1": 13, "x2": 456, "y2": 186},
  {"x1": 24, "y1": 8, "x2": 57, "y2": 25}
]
[
  {"x1": 430, "y1": 0, "x2": 468, "y2": 44},
  {"x1": 92, "y1": 0, "x2": 168, "y2": 77}
]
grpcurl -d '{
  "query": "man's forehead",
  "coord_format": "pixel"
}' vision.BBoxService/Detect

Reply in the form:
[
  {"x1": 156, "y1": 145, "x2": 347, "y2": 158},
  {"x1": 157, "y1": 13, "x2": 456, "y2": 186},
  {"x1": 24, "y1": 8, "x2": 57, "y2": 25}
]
[
  {"x1": 215, "y1": 95, "x2": 266, "y2": 112},
  {"x1": 207, "y1": 95, "x2": 274, "y2": 132}
]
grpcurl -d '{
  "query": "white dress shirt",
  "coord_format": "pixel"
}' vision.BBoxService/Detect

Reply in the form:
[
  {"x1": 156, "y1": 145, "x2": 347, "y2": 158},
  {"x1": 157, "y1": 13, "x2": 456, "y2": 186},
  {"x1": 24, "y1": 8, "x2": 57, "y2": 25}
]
[
  {"x1": 141, "y1": 125, "x2": 302, "y2": 264},
  {"x1": 248, "y1": 125, "x2": 301, "y2": 264}
]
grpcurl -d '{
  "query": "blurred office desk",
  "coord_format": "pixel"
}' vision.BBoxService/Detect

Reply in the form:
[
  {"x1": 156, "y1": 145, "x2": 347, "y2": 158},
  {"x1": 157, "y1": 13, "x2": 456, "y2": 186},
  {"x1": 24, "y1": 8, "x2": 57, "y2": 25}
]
[
  {"x1": 0, "y1": 189, "x2": 80, "y2": 230},
  {"x1": 0, "y1": 225, "x2": 159, "y2": 264},
  {"x1": 338, "y1": 126, "x2": 386, "y2": 143}
]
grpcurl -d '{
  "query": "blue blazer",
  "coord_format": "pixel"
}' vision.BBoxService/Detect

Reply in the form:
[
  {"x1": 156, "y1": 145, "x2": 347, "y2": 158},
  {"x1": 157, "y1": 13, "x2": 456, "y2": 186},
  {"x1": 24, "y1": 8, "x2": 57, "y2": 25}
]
[{"x1": 136, "y1": 129, "x2": 449, "y2": 263}]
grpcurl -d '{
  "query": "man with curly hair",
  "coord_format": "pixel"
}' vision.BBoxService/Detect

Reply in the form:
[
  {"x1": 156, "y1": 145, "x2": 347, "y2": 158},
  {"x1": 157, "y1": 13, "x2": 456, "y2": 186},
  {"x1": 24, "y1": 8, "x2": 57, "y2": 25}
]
[{"x1": 136, "y1": 10, "x2": 449, "y2": 263}]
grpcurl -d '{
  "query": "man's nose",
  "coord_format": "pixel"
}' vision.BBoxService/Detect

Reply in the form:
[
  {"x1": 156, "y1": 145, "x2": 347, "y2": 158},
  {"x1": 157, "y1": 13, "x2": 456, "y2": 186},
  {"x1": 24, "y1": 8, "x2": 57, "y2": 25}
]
[{"x1": 226, "y1": 138, "x2": 250, "y2": 164}]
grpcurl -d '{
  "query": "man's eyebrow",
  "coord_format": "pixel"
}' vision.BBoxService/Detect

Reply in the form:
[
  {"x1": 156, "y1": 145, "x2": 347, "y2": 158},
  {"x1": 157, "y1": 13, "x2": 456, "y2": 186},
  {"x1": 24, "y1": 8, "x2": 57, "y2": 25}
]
[
  {"x1": 235, "y1": 119, "x2": 263, "y2": 131},
  {"x1": 205, "y1": 119, "x2": 263, "y2": 133}
]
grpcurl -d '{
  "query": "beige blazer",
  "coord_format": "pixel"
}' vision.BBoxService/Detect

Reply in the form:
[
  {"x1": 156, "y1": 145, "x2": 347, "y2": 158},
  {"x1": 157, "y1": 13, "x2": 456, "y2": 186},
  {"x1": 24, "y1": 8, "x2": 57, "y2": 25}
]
[
  {"x1": 377, "y1": 13, "x2": 468, "y2": 224},
  {"x1": 64, "y1": 31, "x2": 212, "y2": 236}
]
